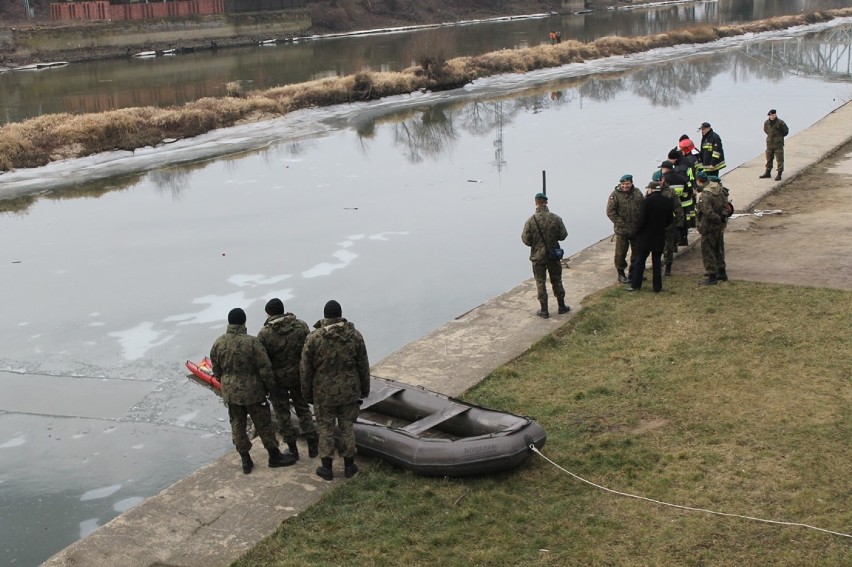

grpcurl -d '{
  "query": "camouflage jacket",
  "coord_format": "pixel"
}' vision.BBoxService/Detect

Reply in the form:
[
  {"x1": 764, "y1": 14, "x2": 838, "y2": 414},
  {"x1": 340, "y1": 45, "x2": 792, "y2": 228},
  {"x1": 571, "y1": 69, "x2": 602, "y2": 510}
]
[
  {"x1": 521, "y1": 205, "x2": 568, "y2": 263},
  {"x1": 300, "y1": 317, "x2": 370, "y2": 407},
  {"x1": 210, "y1": 324, "x2": 276, "y2": 406},
  {"x1": 606, "y1": 185, "x2": 645, "y2": 236},
  {"x1": 696, "y1": 181, "x2": 727, "y2": 234},
  {"x1": 257, "y1": 312, "x2": 309, "y2": 387},
  {"x1": 764, "y1": 118, "x2": 789, "y2": 147}
]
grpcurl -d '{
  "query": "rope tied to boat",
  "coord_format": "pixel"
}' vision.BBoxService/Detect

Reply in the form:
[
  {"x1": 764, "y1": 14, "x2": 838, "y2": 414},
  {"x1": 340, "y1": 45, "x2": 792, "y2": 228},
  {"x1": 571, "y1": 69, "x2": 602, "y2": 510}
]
[{"x1": 529, "y1": 445, "x2": 851, "y2": 539}]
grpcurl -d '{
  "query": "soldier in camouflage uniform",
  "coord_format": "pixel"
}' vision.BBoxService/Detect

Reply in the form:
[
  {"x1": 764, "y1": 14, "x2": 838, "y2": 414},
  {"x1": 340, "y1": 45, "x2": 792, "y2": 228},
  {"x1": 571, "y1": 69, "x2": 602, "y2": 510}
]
[
  {"x1": 210, "y1": 307, "x2": 297, "y2": 474},
  {"x1": 522, "y1": 192, "x2": 569, "y2": 319},
  {"x1": 257, "y1": 298, "x2": 319, "y2": 460},
  {"x1": 760, "y1": 109, "x2": 789, "y2": 181},
  {"x1": 300, "y1": 300, "x2": 370, "y2": 481},
  {"x1": 606, "y1": 174, "x2": 645, "y2": 283},
  {"x1": 694, "y1": 172, "x2": 729, "y2": 285}
]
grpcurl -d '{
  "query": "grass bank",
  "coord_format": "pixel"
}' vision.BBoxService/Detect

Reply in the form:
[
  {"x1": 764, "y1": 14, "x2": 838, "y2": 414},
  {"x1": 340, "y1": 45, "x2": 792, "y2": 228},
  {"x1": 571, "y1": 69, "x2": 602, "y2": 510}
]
[
  {"x1": 237, "y1": 277, "x2": 851, "y2": 566},
  {"x1": 2, "y1": 8, "x2": 852, "y2": 173}
]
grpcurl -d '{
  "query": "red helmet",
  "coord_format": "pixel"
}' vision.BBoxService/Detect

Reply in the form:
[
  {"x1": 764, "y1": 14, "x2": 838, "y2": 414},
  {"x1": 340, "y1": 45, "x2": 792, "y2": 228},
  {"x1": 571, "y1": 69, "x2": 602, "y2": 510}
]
[{"x1": 678, "y1": 139, "x2": 695, "y2": 152}]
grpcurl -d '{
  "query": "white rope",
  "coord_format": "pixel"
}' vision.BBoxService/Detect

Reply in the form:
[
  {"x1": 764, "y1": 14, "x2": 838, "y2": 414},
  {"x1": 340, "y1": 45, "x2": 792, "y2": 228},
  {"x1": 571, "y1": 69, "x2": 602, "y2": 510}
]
[
  {"x1": 530, "y1": 446, "x2": 851, "y2": 539},
  {"x1": 730, "y1": 209, "x2": 783, "y2": 219}
]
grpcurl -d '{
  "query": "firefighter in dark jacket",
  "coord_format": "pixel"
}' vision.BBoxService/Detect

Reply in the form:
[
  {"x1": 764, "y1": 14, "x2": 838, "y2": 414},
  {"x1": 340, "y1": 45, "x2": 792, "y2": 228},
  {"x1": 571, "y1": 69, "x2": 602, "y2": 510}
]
[{"x1": 698, "y1": 121, "x2": 726, "y2": 175}]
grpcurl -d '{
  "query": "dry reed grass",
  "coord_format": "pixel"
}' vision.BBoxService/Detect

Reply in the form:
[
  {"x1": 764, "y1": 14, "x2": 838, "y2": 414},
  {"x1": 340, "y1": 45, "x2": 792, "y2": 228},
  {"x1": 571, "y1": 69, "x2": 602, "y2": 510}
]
[{"x1": 1, "y1": 8, "x2": 850, "y2": 173}]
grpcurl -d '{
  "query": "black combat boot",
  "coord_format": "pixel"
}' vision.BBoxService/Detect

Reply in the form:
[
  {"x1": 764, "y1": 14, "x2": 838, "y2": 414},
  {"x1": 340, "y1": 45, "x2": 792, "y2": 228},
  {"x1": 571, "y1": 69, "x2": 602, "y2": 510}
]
[
  {"x1": 716, "y1": 270, "x2": 728, "y2": 282},
  {"x1": 759, "y1": 169, "x2": 771, "y2": 179},
  {"x1": 287, "y1": 441, "x2": 299, "y2": 461},
  {"x1": 536, "y1": 302, "x2": 549, "y2": 319},
  {"x1": 774, "y1": 170, "x2": 782, "y2": 181},
  {"x1": 698, "y1": 274, "x2": 718, "y2": 286},
  {"x1": 239, "y1": 451, "x2": 253, "y2": 474},
  {"x1": 307, "y1": 436, "x2": 319, "y2": 459},
  {"x1": 617, "y1": 269, "x2": 628, "y2": 283},
  {"x1": 344, "y1": 457, "x2": 359, "y2": 479},
  {"x1": 268, "y1": 447, "x2": 297, "y2": 468},
  {"x1": 316, "y1": 457, "x2": 333, "y2": 481},
  {"x1": 664, "y1": 262, "x2": 672, "y2": 276},
  {"x1": 557, "y1": 299, "x2": 570, "y2": 314}
]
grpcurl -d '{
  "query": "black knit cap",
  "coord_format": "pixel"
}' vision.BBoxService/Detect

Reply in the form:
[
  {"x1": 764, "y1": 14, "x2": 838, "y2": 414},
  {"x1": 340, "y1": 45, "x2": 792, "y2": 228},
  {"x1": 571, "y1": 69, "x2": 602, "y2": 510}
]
[
  {"x1": 228, "y1": 308, "x2": 246, "y2": 325},
  {"x1": 265, "y1": 298, "x2": 285, "y2": 316},
  {"x1": 324, "y1": 300, "x2": 342, "y2": 319}
]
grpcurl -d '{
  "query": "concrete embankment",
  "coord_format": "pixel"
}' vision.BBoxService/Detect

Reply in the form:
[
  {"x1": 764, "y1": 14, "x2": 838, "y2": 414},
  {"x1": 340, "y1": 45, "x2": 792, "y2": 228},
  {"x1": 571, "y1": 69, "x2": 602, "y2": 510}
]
[
  {"x1": 43, "y1": 100, "x2": 852, "y2": 567},
  {"x1": 0, "y1": 11, "x2": 310, "y2": 65}
]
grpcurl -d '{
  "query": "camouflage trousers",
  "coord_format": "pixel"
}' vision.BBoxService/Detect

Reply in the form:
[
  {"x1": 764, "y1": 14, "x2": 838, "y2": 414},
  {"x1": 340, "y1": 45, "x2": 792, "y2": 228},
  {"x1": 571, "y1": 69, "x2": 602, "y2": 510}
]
[
  {"x1": 315, "y1": 401, "x2": 360, "y2": 460},
  {"x1": 664, "y1": 225, "x2": 678, "y2": 265},
  {"x1": 532, "y1": 260, "x2": 565, "y2": 304},
  {"x1": 700, "y1": 229, "x2": 726, "y2": 275},
  {"x1": 268, "y1": 380, "x2": 318, "y2": 444},
  {"x1": 228, "y1": 400, "x2": 278, "y2": 454},
  {"x1": 613, "y1": 233, "x2": 637, "y2": 272},
  {"x1": 765, "y1": 145, "x2": 785, "y2": 172}
]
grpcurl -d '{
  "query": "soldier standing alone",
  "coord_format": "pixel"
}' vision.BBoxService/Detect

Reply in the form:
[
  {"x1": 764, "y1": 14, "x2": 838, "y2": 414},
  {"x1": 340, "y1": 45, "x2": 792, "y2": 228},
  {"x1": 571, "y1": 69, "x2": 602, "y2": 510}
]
[
  {"x1": 257, "y1": 298, "x2": 320, "y2": 460},
  {"x1": 760, "y1": 109, "x2": 789, "y2": 181},
  {"x1": 522, "y1": 192, "x2": 570, "y2": 318},
  {"x1": 301, "y1": 300, "x2": 370, "y2": 481},
  {"x1": 210, "y1": 307, "x2": 297, "y2": 474}
]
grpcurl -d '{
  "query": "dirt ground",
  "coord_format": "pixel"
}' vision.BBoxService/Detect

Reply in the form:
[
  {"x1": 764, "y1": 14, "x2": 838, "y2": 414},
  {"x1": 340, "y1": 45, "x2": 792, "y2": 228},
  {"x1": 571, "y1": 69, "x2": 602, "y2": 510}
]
[{"x1": 676, "y1": 140, "x2": 852, "y2": 291}]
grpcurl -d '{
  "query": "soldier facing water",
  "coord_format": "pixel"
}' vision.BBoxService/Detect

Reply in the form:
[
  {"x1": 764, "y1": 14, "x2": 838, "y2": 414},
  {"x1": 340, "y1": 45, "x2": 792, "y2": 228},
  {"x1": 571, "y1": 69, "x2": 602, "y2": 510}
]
[
  {"x1": 210, "y1": 307, "x2": 297, "y2": 474},
  {"x1": 257, "y1": 298, "x2": 319, "y2": 460},
  {"x1": 300, "y1": 300, "x2": 370, "y2": 481}
]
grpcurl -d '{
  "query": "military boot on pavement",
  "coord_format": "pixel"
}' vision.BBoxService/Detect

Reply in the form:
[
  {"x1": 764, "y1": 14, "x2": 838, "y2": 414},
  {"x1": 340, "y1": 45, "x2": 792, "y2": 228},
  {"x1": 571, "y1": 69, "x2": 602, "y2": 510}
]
[
  {"x1": 775, "y1": 170, "x2": 782, "y2": 181},
  {"x1": 536, "y1": 302, "x2": 549, "y2": 319},
  {"x1": 287, "y1": 441, "x2": 299, "y2": 461},
  {"x1": 617, "y1": 269, "x2": 629, "y2": 283},
  {"x1": 268, "y1": 447, "x2": 297, "y2": 468},
  {"x1": 316, "y1": 457, "x2": 334, "y2": 481},
  {"x1": 557, "y1": 299, "x2": 570, "y2": 314},
  {"x1": 759, "y1": 169, "x2": 772, "y2": 179},
  {"x1": 239, "y1": 451, "x2": 253, "y2": 474},
  {"x1": 307, "y1": 436, "x2": 319, "y2": 459},
  {"x1": 344, "y1": 457, "x2": 359, "y2": 479}
]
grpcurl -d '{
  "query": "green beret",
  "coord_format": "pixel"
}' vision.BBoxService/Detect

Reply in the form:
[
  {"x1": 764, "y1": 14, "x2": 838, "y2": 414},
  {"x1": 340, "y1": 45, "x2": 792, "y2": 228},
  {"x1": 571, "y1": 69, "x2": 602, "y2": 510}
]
[
  {"x1": 708, "y1": 175, "x2": 721, "y2": 182},
  {"x1": 651, "y1": 170, "x2": 662, "y2": 182},
  {"x1": 534, "y1": 192, "x2": 548, "y2": 200},
  {"x1": 696, "y1": 171, "x2": 709, "y2": 181},
  {"x1": 619, "y1": 174, "x2": 633, "y2": 183}
]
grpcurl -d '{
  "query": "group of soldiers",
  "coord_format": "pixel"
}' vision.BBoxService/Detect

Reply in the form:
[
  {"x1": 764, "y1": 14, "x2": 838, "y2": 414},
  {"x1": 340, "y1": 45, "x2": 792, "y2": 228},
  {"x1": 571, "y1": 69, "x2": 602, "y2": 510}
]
[
  {"x1": 524, "y1": 112, "x2": 791, "y2": 312},
  {"x1": 606, "y1": 120, "x2": 733, "y2": 288},
  {"x1": 210, "y1": 298, "x2": 370, "y2": 481}
]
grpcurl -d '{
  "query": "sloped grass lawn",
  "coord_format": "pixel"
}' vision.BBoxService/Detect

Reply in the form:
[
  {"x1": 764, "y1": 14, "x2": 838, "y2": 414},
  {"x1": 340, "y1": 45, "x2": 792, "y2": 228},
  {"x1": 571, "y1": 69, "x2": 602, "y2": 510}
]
[{"x1": 237, "y1": 278, "x2": 851, "y2": 566}]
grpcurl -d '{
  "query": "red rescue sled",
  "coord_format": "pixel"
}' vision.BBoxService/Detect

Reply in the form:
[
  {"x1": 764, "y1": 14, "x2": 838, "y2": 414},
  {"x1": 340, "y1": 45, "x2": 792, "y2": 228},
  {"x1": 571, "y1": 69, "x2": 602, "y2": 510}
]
[{"x1": 185, "y1": 357, "x2": 221, "y2": 391}]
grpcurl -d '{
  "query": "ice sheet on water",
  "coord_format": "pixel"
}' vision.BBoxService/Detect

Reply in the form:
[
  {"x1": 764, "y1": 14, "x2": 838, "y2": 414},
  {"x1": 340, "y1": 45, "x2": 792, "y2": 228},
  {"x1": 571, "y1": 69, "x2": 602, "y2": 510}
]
[
  {"x1": 107, "y1": 322, "x2": 175, "y2": 361},
  {"x1": 0, "y1": 435, "x2": 26, "y2": 449},
  {"x1": 113, "y1": 496, "x2": 144, "y2": 513},
  {"x1": 80, "y1": 484, "x2": 122, "y2": 501},
  {"x1": 79, "y1": 518, "x2": 100, "y2": 538},
  {"x1": 227, "y1": 273, "x2": 292, "y2": 287}
]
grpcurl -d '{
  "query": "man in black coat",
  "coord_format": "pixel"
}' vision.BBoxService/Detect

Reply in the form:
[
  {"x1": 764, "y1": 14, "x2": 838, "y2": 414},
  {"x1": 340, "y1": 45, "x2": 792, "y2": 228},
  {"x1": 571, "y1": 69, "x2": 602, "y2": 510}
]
[{"x1": 626, "y1": 181, "x2": 676, "y2": 293}]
